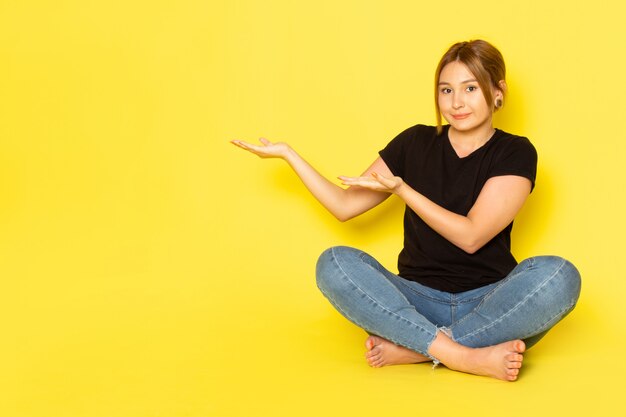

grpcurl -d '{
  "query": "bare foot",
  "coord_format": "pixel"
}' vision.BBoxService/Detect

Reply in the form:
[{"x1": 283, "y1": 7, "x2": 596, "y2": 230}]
[
  {"x1": 442, "y1": 339, "x2": 526, "y2": 381},
  {"x1": 364, "y1": 336, "x2": 431, "y2": 368}
]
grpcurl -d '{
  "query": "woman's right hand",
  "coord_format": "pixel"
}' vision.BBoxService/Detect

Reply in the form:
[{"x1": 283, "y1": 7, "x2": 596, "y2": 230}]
[{"x1": 231, "y1": 137, "x2": 291, "y2": 159}]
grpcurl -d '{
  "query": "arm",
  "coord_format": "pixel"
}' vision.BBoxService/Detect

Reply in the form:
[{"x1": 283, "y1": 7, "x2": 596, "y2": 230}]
[
  {"x1": 341, "y1": 173, "x2": 532, "y2": 254},
  {"x1": 231, "y1": 138, "x2": 392, "y2": 221}
]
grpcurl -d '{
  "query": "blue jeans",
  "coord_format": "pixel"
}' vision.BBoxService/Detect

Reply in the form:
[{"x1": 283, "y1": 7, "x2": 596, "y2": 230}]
[{"x1": 316, "y1": 246, "x2": 581, "y2": 361}]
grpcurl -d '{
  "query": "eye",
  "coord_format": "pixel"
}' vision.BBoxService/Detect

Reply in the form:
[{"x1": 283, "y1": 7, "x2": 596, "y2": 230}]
[
  {"x1": 466, "y1": 85, "x2": 478, "y2": 92},
  {"x1": 440, "y1": 87, "x2": 452, "y2": 94}
]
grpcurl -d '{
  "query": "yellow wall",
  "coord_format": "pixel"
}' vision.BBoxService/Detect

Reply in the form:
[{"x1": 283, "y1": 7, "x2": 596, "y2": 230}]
[{"x1": 1, "y1": 1, "x2": 624, "y2": 416}]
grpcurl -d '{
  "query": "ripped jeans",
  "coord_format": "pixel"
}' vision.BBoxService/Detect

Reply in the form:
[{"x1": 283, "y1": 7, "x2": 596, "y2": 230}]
[{"x1": 316, "y1": 246, "x2": 581, "y2": 362}]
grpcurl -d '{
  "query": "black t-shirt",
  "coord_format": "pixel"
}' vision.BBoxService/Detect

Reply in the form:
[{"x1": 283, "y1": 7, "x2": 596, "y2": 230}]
[{"x1": 379, "y1": 124, "x2": 537, "y2": 293}]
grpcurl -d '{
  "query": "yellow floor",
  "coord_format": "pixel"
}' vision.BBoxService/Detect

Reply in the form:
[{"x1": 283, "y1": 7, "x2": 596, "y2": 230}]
[{"x1": 2, "y1": 275, "x2": 620, "y2": 417}]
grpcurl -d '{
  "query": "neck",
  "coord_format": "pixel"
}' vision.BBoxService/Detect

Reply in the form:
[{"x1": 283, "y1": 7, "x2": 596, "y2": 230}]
[{"x1": 448, "y1": 123, "x2": 495, "y2": 150}]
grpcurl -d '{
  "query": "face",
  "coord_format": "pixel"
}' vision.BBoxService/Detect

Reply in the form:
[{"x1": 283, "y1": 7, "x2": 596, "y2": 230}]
[{"x1": 438, "y1": 61, "x2": 499, "y2": 134}]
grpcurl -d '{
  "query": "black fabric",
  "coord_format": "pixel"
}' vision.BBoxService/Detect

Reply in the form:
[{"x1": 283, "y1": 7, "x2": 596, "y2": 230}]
[{"x1": 379, "y1": 124, "x2": 537, "y2": 293}]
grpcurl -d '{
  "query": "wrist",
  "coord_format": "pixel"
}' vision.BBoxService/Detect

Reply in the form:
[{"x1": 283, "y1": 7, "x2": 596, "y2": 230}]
[
  {"x1": 394, "y1": 180, "x2": 409, "y2": 196},
  {"x1": 283, "y1": 146, "x2": 298, "y2": 163}
]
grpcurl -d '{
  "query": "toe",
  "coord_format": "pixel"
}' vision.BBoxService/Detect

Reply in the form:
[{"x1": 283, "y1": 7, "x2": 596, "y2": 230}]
[
  {"x1": 372, "y1": 358, "x2": 385, "y2": 368},
  {"x1": 367, "y1": 349, "x2": 382, "y2": 361},
  {"x1": 506, "y1": 353, "x2": 523, "y2": 362},
  {"x1": 514, "y1": 340, "x2": 526, "y2": 353},
  {"x1": 366, "y1": 336, "x2": 384, "y2": 351},
  {"x1": 368, "y1": 346, "x2": 382, "y2": 357}
]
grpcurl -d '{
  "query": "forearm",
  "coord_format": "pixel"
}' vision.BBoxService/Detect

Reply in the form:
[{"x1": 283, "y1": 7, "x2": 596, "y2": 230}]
[
  {"x1": 232, "y1": 137, "x2": 389, "y2": 221},
  {"x1": 283, "y1": 148, "x2": 363, "y2": 221},
  {"x1": 338, "y1": 170, "x2": 530, "y2": 251},
  {"x1": 395, "y1": 182, "x2": 478, "y2": 253}
]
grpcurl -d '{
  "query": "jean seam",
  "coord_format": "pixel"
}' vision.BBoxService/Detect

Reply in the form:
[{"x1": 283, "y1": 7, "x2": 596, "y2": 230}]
[
  {"x1": 457, "y1": 293, "x2": 491, "y2": 304},
  {"x1": 357, "y1": 250, "x2": 455, "y2": 306},
  {"x1": 326, "y1": 247, "x2": 437, "y2": 351},
  {"x1": 520, "y1": 300, "x2": 577, "y2": 339},
  {"x1": 471, "y1": 258, "x2": 537, "y2": 305},
  {"x1": 449, "y1": 268, "x2": 526, "y2": 332},
  {"x1": 454, "y1": 257, "x2": 567, "y2": 343},
  {"x1": 319, "y1": 284, "x2": 437, "y2": 360},
  {"x1": 473, "y1": 266, "x2": 529, "y2": 306},
  {"x1": 319, "y1": 286, "x2": 376, "y2": 335},
  {"x1": 385, "y1": 275, "x2": 452, "y2": 305},
  {"x1": 450, "y1": 258, "x2": 537, "y2": 331}
]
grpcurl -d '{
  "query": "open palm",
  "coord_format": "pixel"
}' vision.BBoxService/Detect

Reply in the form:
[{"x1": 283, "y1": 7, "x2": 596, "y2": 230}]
[
  {"x1": 231, "y1": 137, "x2": 289, "y2": 159},
  {"x1": 339, "y1": 172, "x2": 404, "y2": 193}
]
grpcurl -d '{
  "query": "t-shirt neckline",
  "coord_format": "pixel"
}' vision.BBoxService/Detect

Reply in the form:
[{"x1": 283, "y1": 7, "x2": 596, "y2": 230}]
[{"x1": 444, "y1": 125, "x2": 500, "y2": 160}]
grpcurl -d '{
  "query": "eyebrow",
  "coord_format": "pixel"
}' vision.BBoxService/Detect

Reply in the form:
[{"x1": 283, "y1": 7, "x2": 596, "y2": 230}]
[{"x1": 438, "y1": 79, "x2": 478, "y2": 85}]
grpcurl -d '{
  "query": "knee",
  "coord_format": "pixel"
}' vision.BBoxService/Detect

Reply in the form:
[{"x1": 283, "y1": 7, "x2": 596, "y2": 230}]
[
  {"x1": 315, "y1": 246, "x2": 359, "y2": 296},
  {"x1": 534, "y1": 256, "x2": 582, "y2": 305}
]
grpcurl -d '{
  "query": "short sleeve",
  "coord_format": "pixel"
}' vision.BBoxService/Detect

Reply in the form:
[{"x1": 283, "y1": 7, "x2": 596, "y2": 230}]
[
  {"x1": 489, "y1": 136, "x2": 538, "y2": 191},
  {"x1": 378, "y1": 125, "x2": 419, "y2": 178}
]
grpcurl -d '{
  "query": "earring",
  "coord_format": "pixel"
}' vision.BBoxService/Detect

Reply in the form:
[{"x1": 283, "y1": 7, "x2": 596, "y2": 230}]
[{"x1": 495, "y1": 98, "x2": 503, "y2": 108}]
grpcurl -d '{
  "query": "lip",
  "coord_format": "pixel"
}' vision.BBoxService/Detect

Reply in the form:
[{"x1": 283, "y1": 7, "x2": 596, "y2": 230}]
[{"x1": 452, "y1": 113, "x2": 471, "y2": 120}]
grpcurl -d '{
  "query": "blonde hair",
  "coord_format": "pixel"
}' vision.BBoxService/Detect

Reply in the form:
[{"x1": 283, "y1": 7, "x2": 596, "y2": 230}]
[{"x1": 434, "y1": 40, "x2": 507, "y2": 134}]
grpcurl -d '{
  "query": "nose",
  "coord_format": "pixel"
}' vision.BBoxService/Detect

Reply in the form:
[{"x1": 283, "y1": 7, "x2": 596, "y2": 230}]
[{"x1": 452, "y1": 92, "x2": 464, "y2": 109}]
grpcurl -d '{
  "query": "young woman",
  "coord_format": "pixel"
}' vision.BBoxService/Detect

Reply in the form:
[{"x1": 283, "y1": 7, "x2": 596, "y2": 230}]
[{"x1": 231, "y1": 40, "x2": 581, "y2": 381}]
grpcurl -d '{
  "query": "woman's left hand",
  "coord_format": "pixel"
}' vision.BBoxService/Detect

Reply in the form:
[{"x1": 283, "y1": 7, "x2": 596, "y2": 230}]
[{"x1": 338, "y1": 172, "x2": 404, "y2": 193}]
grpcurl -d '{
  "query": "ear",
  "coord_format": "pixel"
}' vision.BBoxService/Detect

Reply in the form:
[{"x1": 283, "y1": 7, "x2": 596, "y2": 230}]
[
  {"x1": 495, "y1": 80, "x2": 507, "y2": 98},
  {"x1": 492, "y1": 80, "x2": 507, "y2": 110}
]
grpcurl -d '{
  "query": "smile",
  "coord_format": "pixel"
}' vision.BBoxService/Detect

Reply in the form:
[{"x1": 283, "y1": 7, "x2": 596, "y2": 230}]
[{"x1": 452, "y1": 113, "x2": 471, "y2": 120}]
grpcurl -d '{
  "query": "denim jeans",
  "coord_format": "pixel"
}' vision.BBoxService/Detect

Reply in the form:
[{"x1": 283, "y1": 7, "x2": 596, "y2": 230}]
[{"x1": 316, "y1": 246, "x2": 581, "y2": 361}]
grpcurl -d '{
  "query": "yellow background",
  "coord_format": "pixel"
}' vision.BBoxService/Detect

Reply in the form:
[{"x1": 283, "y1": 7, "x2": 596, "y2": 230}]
[{"x1": 1, "y1": 1, "x2": 624, "y2": 416}]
